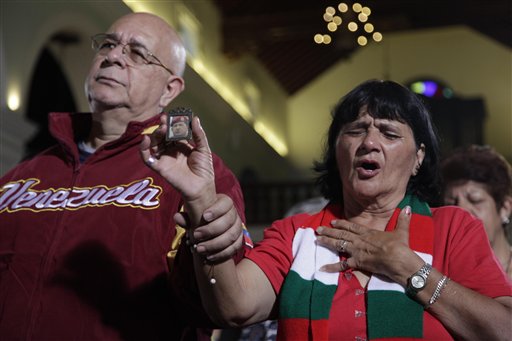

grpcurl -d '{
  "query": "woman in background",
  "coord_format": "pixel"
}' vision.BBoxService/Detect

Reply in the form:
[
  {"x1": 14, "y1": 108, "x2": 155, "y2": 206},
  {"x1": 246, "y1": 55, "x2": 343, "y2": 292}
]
[{"x1": 441, "y1": 144, "x2": 512, "y2": 278}]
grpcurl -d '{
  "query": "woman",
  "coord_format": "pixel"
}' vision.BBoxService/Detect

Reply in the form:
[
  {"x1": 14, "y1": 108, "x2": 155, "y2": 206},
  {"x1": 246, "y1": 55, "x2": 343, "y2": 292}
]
[
  {"x1": 141, "y1": 80, "x2": 511, "y2": 340},
  {"x1": 441, "y1": 145, "x2": 512, "y2": 278}
]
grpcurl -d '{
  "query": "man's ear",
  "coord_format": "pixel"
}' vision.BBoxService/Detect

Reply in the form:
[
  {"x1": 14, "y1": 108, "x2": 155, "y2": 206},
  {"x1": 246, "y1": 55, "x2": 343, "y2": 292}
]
[{"x1": 160, "y1": 76, "x2": 185, "y2": 108}]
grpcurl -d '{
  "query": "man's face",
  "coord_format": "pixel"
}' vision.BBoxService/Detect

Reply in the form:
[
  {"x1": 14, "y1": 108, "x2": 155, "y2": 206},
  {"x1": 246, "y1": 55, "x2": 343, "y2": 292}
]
[
  {"x1": 85, "y1": 14, "x2": 173, "y2": 120},
  {"x1": 171, "y1": 121, "x2": 188, "y2": 137}
]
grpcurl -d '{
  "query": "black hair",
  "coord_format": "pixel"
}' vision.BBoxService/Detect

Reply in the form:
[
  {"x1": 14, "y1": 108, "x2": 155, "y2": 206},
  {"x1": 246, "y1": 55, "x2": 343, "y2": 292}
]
[{"x1": 314, "y1": 79, "x2": 441, "y2": 205}]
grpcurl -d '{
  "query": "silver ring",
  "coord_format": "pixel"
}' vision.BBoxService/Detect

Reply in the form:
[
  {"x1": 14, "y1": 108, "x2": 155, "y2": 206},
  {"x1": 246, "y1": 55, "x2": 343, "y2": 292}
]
[
  {"x1": 146, "y1": 156, "x2": 156, "y2": 166},
  {"x1": 338, "y1": 239, "x2": 348, "y2": 253}
]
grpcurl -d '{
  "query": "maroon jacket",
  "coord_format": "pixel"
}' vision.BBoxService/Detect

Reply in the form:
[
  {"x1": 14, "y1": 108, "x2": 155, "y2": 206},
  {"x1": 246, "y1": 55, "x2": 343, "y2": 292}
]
[{"x1": 0, "y1": 112, "x2": 246, "y2": 340}]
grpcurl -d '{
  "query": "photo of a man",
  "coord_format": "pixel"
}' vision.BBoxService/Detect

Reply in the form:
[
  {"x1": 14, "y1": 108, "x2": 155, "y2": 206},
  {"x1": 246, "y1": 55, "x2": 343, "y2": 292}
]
[{"x1": 170, "y1": 115, "x2": 189, "y2": 138}]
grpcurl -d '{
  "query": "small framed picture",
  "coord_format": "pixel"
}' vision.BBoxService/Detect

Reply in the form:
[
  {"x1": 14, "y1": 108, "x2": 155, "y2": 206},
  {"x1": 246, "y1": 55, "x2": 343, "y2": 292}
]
[{"x1": 166, "y1": 107, "x2": 193, "y2": 142}]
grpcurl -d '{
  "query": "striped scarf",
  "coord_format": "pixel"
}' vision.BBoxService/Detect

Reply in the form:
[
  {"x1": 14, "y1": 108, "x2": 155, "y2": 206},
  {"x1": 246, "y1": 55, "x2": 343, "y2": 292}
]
[{"x1": 278, "y1": 194, "x2": 434, "y2": 340}]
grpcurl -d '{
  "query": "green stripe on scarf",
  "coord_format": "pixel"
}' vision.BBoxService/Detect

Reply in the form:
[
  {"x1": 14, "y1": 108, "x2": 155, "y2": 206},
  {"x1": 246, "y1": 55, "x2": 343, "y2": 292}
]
[
  {"x1": 280, "y1": 270, "x2": 337, "y2": 319},
  {"x1": 278, "y1": 194, "x2": 434, "y2": 340}
]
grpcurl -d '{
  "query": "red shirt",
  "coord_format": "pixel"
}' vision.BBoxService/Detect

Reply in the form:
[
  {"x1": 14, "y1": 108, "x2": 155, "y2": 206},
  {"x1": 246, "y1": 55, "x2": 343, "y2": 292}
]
[
  {"x1": 246, "y1": 204, "x2": 512, "y2": 340},
  {"x1": 0, "y1": 112, "x2": 246, "y2": 340}
]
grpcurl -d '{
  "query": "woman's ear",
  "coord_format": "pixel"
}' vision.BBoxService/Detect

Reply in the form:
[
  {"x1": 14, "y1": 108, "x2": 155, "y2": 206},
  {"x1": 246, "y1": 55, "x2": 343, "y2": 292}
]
[
  {"x1": 413, "y1": 143, "x2": 426, "y2": 176},
  {"x1": 499, "y1": 195, "x2": 512, "y2": 225}
]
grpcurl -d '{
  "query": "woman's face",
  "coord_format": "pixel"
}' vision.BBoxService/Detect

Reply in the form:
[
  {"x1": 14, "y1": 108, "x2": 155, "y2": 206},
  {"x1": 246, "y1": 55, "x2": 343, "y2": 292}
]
[
  {"x1": 336, "y1": 109, "x2": 425, "y2": 206},
  {"x1": 443, "y1": 180, "x2": 502, "y2": 244}
]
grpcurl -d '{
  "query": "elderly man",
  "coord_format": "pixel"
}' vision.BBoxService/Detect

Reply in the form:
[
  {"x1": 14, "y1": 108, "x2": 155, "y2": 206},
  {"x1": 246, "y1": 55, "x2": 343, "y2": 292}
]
[{"x1": 0, "y1": 12, "x2": 247, "y2": 340}]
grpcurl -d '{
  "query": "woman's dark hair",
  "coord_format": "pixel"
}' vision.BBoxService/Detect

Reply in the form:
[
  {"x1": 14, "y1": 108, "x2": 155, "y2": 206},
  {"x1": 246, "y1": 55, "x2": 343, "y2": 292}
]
[
  {"x1": 441, "y1": 145, "x2": 512, "y2": 210},
  {"x1": 314, "y1": 79, "x2": 441, "y2": 204}
]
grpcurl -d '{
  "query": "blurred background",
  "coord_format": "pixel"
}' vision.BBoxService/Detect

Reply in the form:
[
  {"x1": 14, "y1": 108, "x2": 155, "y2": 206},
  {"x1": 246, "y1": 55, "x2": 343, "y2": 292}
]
[{"x1": 1, "y1": 0, "x2": 511, "y2": 234}]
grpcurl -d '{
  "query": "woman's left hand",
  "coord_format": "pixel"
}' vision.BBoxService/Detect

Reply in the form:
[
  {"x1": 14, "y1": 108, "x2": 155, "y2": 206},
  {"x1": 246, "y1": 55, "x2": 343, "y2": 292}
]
[
  {"x1": 140, "y1": 114, "x2": 216, "y2": 204},
  {"x1": 316, "y1": 205, "x2": 424, "y2": 284}
]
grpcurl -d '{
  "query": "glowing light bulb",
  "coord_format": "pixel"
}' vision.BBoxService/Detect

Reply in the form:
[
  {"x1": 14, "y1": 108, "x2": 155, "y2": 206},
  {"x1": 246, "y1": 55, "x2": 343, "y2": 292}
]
[
  {"x1": 7, "y1": 91, "x2": 20, "y2": 111},
  {"x1": 326, "y1": 6, "x2": 336, "y2": 15},
  {"x1": 357, "y1": 36, "x2": 368, "y2": 46},
  {"x1": 372, "y1": 32, "x2": 383, "y2": 42},
  {"x1": 338, "y1": 3, "x2": 348, "y2": 12}
]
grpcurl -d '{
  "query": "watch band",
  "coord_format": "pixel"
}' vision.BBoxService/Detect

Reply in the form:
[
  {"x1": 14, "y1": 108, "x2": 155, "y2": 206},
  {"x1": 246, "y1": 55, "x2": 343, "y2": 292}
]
[
  {"x1": 417, "y1": 263, "x2": 432, "y2": 279},
  {"x1": 406, "y1": 263, "x2": 432, "y2": 297}
]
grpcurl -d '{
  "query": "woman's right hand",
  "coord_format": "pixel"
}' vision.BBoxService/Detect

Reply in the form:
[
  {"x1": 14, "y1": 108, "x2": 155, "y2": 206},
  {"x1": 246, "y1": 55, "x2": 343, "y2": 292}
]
[{"x1": 317, "y1": 206, "x2": 424, "y2": 285}]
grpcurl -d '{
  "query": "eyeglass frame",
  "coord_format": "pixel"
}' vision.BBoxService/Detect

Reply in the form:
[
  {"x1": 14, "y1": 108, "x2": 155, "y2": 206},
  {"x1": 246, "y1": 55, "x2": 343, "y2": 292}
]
[{"x1": 91, "y1": 33, "x2": 175, "y2": 75}]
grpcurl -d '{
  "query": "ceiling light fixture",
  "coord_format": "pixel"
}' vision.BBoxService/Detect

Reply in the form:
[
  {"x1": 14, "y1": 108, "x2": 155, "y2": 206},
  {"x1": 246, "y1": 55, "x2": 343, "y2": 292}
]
[{"x1": 315, "y1": 2, "x2": 383, "y2": 46}]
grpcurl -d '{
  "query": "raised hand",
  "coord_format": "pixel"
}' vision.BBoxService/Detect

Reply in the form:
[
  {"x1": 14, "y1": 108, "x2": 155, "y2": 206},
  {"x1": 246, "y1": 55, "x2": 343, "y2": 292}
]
[
  {"x1": 140, "y1": 113, "x2": 217, "y2": 226},
  {"x1": 140, "y1": 113, "x2": 215, "y2": 201}
]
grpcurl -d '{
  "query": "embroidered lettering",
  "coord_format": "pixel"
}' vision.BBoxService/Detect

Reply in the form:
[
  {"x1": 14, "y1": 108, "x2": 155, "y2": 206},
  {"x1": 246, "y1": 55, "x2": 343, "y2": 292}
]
[{"x1": 0, "y1": 178, "x2": 163, "y2": 213}]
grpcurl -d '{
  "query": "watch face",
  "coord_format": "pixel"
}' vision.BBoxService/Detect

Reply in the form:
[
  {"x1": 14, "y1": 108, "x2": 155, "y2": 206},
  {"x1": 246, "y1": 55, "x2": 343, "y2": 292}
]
[{"x1": 411, "y1": 275, "x2": 426, "y2": 289}]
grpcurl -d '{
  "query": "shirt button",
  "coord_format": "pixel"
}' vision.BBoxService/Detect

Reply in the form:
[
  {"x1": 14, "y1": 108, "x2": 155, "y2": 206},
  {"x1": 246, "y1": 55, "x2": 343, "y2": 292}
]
[{"x1": 355, "y1": 310, "x2": 365, "y2": 318}]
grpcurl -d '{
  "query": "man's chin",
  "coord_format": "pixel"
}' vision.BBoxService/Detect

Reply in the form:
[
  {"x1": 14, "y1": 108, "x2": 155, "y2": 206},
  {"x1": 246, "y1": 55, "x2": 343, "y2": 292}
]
[{"x1": 89, "y1": 100, "x2": 126, "y2": 113}]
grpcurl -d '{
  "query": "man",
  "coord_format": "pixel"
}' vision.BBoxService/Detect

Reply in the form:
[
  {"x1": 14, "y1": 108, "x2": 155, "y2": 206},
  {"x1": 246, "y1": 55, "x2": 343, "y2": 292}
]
[
  {"x1": 170, "y1": 115, "x2": 190, "y2": 138},
  {"x1": 0, "y1": 12, "x2": 247, "y2": 340}
]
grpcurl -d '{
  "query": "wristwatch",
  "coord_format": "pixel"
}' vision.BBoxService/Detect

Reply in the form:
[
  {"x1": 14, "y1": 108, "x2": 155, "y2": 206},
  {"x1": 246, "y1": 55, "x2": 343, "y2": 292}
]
[{"x1": 406, "y1": 263, "x2": 432, "y2": 297}]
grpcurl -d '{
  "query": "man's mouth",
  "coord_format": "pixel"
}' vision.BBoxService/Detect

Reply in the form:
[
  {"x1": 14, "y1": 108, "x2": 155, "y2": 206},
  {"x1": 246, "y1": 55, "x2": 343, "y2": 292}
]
[{"x1": 96, "y1": 75, "x2": 122, "y2": 85}]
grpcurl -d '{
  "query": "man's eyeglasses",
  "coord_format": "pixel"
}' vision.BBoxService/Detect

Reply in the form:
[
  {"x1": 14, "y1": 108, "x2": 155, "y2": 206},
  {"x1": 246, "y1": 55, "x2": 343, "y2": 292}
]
[{"x1": 91, "y1": 33, "x2": 174, "y2": 75}]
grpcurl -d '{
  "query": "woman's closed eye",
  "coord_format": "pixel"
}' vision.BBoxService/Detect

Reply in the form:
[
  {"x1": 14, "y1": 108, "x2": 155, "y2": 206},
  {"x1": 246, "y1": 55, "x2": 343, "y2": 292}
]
[
  {"x1": 344, "y1": 129, "x2": 365, "y2": 136},
  {"x1": 382, "y1": 130, "x2": 402, "y2": 140}
]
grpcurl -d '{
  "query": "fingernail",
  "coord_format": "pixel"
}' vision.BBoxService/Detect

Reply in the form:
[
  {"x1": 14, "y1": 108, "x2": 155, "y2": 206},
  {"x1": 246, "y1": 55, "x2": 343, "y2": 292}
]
[
  {"x1": 317, "y1": 226, "x2": 324, "y2": 234},
  {"x1": 196, "y1": 245, "x2": 205, "y2": 253},
  {"x1": 319, "y1": 265, "x2": 327, "y2": 272},
  {"x1": 203, "y1": 211, "x2": 213, "y2": 222},
  {"x1": 331, "y1": 220, "x2": 337, "y2": 226},
  {"x1": 404, "y1": 205, "x2": 411, "y2": 215}
]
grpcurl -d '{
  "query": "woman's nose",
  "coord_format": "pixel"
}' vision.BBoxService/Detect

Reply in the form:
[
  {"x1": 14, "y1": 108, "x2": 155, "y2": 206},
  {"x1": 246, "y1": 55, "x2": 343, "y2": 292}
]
[
  {"x1": 455, "y1": 197, "x2": 476, "y2": 216},
  {"x1": 361, "y1": 128, "x2": 379, "y2": 151}
]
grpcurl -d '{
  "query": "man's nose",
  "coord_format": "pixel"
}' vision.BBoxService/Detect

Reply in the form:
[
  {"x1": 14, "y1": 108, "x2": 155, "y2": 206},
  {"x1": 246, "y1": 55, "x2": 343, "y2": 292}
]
[{"x1": 104, "y1": 44, "x2": 128, "y2": 66}]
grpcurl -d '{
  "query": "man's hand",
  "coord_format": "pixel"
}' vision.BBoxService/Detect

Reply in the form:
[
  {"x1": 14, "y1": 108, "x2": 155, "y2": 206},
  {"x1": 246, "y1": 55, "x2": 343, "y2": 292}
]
[{"x1": 175, "y1": 194, "x2": 244, "y2": 263}]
